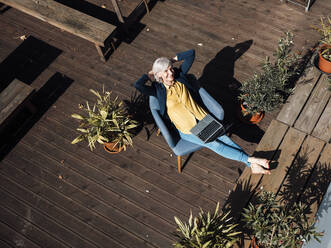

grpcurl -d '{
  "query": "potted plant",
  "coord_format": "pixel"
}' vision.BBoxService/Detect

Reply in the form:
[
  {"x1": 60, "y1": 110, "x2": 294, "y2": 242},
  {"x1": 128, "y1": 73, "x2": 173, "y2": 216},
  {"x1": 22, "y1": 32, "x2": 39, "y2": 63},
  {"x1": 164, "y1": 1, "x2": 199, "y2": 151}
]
[
  {"x1": 238, "y1": 32, "x2": 301, "y2": 124},
  {"x1": 242, "y1": 191, "x2": 323, "y2": 248},
  {"x1": 312, "y1": 16, "x2": 331, "y2": 73},
  {"x1": 71, "y1": 87, "x2": 138, "y2": 153},
  {"x1": 173, "y1": 202, "x2": 241, "y2": 248}
]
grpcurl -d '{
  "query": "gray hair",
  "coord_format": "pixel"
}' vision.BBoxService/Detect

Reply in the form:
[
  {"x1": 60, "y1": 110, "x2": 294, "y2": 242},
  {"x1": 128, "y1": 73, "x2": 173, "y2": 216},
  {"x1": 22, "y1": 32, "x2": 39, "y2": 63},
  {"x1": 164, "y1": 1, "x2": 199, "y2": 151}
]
[{"x1": 152, "y1": 57, "x2": 173, "y2": 82}]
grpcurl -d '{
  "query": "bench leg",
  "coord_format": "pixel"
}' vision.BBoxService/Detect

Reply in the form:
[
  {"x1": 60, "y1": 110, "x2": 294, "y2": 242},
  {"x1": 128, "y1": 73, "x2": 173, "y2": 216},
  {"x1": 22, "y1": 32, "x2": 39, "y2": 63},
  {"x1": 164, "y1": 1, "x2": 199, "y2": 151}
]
[
  {"x1": 142, "y1": 0, "x2": 150, "y2": 14},
  {"x1": 95, "y1": 44, "x2": 106, "y2": 62}
]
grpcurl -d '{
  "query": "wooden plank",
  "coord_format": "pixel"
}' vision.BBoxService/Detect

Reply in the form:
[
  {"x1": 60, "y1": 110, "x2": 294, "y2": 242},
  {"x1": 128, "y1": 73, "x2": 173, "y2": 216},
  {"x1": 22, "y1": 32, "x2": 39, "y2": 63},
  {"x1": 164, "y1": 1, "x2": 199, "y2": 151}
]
[
  {"x1": 0, "y1": 205, "x2": 68, "y2": 248},
  {"x1": 302, "y1": 143, "x2": 331, "y2": 221},
  {"x1": 1, "y1": 150, "x2": 159, "y2": 248},
  {"x1": 0, "y1": 238, "x2": 15, "y2": 248},
  {"x1": 2, "y1": 0, "x2": 117, "y2": 35},
  {"x1": 0, "y1": 190, "x2": 74, "y2": 248},
  {"x1": 226, "y1": 120, "x2": 288, "y2": 216},
  {"x1": 312, "y1": 98, "x2": 331, "y2": 143},
  {"x1": 294, "y1": 74, "x2": 330, "y2": 134},
  {"x1": 10, "y1": 138, "x2": 182, "y2": 229},
  {"x1": 0, "y1": 220, "x2": 41, "y2": 248},
  {"x1": 0, "y1": 0, "x2": 116, "y2": 45},
  {"x1": 0, "y1": 79, "x2": 34, "y2": 124},
  {"x1": 277, "y1": 66, "x2": 321, "y2": 126},
  {"x1": 0, "y1": 162, "x2": 157, "y2": 248},
  {"x1": 259, "y1": 127, "x2": 306, "y2": 194},
  {"x1": 277, "y1": 135, "x2": 325, "y2": 204},
  {"x1": 0, "y1": 172, "x2": 125, "y2": 248}
]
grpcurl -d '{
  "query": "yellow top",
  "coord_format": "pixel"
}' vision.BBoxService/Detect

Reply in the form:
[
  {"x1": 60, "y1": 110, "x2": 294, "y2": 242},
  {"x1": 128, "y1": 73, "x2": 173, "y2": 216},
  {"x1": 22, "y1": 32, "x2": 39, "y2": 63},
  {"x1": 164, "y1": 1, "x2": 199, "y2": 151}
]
[{"x1": 165, "y1": 81, "x2": 207, "y2": 134}]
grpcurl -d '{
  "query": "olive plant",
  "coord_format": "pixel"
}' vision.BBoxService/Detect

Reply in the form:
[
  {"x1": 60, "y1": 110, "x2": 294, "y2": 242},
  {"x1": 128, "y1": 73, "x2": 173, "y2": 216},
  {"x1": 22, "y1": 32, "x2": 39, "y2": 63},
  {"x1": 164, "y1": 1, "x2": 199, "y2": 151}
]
[
  {"x1": 312, "y1": 16, "x2": 331, "y2": 62},
  {"x1": 242, "y1": 191, "x2": 323, "y2": 248},
  {"x1": 239, "y1": 32, "x2": 301, "y2": 115}
]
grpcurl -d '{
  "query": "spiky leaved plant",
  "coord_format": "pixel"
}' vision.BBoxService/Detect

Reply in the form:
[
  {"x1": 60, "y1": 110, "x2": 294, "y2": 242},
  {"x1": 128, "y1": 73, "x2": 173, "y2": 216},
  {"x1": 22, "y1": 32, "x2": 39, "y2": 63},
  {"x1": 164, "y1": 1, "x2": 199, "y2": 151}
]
[
  {"x1": 239, "y1": 32, "x2": 301, "y2": 115},
  {"x1": 242, "y1": 191, "x2": 323, "y2": 248},
  {"x1": 173, "y1": 203, "x2": 241, "y2": 248},
  {"x1": 71, "y1": 87, "x2": 138, "y2": 151}
]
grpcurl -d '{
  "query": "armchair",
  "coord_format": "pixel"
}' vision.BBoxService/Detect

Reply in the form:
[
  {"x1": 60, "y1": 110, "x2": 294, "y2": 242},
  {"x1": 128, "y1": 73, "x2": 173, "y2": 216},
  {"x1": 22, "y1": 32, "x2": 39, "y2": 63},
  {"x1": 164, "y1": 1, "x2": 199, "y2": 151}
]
[{"x1": 149, "y1": 87, "x2": 225, "y2": 173}]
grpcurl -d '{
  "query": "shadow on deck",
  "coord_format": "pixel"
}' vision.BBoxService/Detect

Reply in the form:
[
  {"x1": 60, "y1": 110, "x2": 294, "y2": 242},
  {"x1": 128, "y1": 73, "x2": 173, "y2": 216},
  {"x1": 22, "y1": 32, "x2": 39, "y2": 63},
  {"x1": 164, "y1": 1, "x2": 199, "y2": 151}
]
[{"x1": 0, "y1": 0, "x2": 330, "y2": 247}]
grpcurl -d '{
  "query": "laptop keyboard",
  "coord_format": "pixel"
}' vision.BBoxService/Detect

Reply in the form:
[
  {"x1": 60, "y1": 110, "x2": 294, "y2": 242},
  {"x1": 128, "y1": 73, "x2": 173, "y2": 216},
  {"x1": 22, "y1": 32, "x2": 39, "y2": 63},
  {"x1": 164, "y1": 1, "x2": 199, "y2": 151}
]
[{"x1": 197, "y1": 120, "x2": 220, "y2": 141}]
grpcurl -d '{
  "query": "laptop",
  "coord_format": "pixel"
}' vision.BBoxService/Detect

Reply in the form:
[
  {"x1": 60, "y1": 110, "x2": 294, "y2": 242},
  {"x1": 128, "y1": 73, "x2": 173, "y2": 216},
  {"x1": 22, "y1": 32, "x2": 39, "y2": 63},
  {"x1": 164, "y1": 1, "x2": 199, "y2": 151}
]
[{"x1": 190, "y1": 114, "x2": 226, "y2": 143}]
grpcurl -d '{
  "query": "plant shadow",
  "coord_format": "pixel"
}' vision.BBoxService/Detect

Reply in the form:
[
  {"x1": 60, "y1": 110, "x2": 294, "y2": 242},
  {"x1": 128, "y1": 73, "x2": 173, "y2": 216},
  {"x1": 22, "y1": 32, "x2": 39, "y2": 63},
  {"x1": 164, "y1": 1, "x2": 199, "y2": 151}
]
[
  {"x1": 278, "y1": 148, "x2": 331, "y2": 217},
  {"x1": 198, "y1": 40, "x2": 265, "y2": 144},
  {"x1": 223, "y1": 176, "x2": 257, "y2": 247},
  {"x1": 124, "y1": 90, "x2": 156, "y2": 140}
]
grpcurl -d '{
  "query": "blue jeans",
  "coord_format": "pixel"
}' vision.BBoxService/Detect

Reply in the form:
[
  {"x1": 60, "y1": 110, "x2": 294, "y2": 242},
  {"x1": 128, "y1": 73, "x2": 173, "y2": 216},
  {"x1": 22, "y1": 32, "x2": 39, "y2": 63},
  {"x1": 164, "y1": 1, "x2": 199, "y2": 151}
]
[{"x1": 179, "y1": 131, "x2": 250, "y2": 166}]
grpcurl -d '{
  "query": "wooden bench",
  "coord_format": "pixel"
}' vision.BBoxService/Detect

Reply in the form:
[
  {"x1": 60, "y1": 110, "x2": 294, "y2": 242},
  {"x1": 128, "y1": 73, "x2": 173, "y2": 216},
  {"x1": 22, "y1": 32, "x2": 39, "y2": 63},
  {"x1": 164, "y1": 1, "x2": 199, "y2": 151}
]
[
  {"x1": 0, "y1": 0, "x2": 117, "y2": 62},
  {"x1": 0, "y1": 79, "x2": 35, "y2": 127}
]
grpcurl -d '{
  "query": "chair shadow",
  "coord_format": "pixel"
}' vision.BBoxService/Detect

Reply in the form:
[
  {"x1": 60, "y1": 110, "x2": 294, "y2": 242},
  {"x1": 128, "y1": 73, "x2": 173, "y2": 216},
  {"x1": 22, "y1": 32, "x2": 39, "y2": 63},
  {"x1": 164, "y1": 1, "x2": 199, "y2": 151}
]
[
  {"x1": 278, "y1": 148, "x2": 331, "y2": 217},
  {"x1": 198, "y1": 40, "x2": 265, "y2": 144},
  {"x1": 0, "y1": 36, "x2": 62, "y2": 92}
]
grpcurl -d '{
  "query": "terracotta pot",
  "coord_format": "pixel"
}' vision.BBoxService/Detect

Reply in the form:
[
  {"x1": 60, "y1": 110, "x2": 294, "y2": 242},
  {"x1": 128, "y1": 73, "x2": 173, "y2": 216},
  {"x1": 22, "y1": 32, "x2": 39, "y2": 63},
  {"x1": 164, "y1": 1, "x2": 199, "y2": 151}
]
[
  {"x1": 250, "y1": 237, "x2": 259, "y2": 248},
  {"x1": 318, "y1": 45, "x2": 331, "y2": 74},
  {"x1": 238, "y1": 103, "x2": 264, "y2": 124},
  {"x1": 104, "y1": 142, "x2": 123, "y2": 154}
]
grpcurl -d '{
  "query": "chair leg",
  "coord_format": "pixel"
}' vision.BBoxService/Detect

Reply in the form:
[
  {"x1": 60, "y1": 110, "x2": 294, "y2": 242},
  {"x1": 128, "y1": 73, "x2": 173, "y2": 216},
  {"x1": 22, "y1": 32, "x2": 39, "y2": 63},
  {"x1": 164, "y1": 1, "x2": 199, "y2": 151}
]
[{"x1": 177, "y1": 156, "x2": 181, "y2": 173}]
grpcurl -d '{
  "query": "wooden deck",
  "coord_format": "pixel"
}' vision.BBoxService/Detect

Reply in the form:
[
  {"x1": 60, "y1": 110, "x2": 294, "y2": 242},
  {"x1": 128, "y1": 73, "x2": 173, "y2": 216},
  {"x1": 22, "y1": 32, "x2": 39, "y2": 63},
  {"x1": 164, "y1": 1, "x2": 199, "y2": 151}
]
[
  {"x1": 0, "y1": 0, "x2": 331, "y2": 247},
  {"x1": 229, "y1": 66, "x2": 331, "y2": 247}
]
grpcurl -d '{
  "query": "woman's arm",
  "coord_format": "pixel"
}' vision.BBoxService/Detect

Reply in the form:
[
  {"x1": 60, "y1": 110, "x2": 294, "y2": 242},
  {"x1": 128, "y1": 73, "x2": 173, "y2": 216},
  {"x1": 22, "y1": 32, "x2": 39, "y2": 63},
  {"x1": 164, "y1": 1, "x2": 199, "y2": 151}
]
[
  {"x1": 134, "y1": 74, "x2": 156, "y2": 96},
  {"x1": 176, "y1": 49, "x2": 195, "y2": 75}
]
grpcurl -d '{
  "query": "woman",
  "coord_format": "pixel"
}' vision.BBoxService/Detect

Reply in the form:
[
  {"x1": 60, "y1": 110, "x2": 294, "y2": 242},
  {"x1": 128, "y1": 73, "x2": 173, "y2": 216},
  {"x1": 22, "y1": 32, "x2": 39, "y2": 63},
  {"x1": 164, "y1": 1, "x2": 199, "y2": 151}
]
[{"x1": 134, "y1": 49, "x2": 270, "y2": 174}]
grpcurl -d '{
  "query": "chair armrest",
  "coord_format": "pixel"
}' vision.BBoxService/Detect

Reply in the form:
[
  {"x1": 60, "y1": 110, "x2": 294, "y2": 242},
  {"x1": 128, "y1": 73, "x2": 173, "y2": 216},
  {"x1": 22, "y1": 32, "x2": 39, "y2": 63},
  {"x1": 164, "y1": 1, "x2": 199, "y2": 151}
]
[
  {"x1": 149, "y1": 96, "x2": 176, "y2": 148},
  {"x1": 199, "y1": 88, "x2": 224, "y2": 121},
  {"x1": 150, "y1": 109, "x2": 177, "y2": 148}
]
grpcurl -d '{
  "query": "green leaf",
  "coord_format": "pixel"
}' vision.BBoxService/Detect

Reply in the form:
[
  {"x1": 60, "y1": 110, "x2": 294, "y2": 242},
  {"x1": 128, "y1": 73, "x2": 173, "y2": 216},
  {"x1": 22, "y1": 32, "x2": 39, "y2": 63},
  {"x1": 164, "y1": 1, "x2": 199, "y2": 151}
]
[
  {"x1": 76, "y1": 128, "x2": 88, "y2": 133},
  {"x1": 71, "y1": 114, "x2": 84, "y2": 120},
  {"x1": 202, "y1": 240, "x2": 211, "y2": 248},
  {"x1": 100, "y1": 110, "x2": 108, "y2": 119},
  {"x1": 71, "y1": 135, "x2": 85, "y2": 144},
  {"x1": 90, "y1": 89, "x2": 102, "y2": 100}
]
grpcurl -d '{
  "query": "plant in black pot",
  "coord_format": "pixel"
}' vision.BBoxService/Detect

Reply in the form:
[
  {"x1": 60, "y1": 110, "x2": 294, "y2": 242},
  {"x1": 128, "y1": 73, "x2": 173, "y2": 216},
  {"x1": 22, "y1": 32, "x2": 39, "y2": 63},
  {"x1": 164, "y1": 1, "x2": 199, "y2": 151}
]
[
  {"x1": 312, "y1": 16, "x2": 331, "y2": 74},
  {"x1": 242, "y1": 191, "x2": 323, "y2": 248},
  {"x1": 71, "y1": 87, "x2": 138, "y2": 153},
  {"x1": 238, "y1": 32, "x2": 301, "y2": 124}
]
